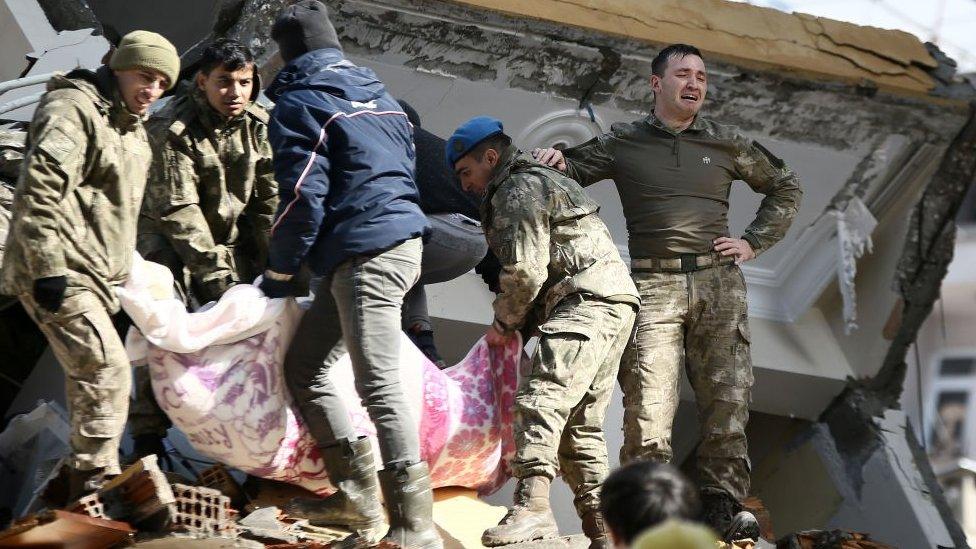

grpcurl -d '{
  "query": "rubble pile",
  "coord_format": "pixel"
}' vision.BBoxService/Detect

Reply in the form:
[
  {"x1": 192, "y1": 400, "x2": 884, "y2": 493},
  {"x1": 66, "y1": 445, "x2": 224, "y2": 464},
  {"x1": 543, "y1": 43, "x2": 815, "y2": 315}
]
[{"x1": 0, "y1": 456, "x2": 350, "y2": 548}]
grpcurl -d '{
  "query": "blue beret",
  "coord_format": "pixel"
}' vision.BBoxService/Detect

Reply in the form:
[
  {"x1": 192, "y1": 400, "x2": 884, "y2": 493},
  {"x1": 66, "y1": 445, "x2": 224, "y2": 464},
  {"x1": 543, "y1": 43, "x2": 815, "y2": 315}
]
[{"x1": 445, "y1": 116, "x2": 504, "y2": 168}]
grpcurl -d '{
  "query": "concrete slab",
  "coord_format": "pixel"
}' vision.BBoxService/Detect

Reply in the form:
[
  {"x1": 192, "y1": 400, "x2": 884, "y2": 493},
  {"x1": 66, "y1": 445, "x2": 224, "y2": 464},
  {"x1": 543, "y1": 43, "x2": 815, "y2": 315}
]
[{"x1": 0, "y1": 28, "x2": 110, "y2": 122}]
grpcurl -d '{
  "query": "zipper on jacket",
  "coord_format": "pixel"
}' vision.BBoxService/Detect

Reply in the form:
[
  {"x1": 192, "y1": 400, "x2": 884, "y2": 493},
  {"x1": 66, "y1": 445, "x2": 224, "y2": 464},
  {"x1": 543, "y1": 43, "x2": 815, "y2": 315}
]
[{"x1": 672, "y1": 135, "x2": 681, "y2": 167}]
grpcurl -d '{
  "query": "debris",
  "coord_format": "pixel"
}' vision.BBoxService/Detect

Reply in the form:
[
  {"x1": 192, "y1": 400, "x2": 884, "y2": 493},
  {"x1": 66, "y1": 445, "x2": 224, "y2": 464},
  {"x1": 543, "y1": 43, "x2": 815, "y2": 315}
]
[
  {"x1": 237, "y1": 507, "x2": 298, "y2": 544},
  {"x1": 0, "y1": 510, "x2": 135, "y2": 548},
  {"x1": 0, "y1": 401, "x2": 69, "y2": 520},
  {"x1": 242, "y1": 477, "x2": 319, "y2": 513},
  {"x1": 197, "y1": 464, "x2": 246, "y2": 510},
  {"x1": 774, "y1": 529, "x2": 895, "y2": 548},
  {"x1": 96, "y1": 455, "x2": 176, "y2": 531},
  {"x1": 170, "y1": 483, "x2": 238, "y2": 538}
]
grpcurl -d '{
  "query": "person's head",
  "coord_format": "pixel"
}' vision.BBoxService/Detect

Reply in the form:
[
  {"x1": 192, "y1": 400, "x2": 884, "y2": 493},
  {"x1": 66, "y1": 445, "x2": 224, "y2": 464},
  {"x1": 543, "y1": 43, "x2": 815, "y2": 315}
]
[
  {"x1": 196, "y1": 39, "x2": 256, "y2": 117},
  {"x1": 109, "y1": 30, "x2": 180, "y2": 115},
  {"x1": 600, "y1": 462, "x2": 700, "y2": 547},
  {"x1": 271, "y1": 0, "x2": 341, "y2": 63},
  {"x1": 650, "y1": 44, "x2": 706, "y2": 121},
  {"x1": 446, "y1": 116, "x2": 511, "y2": 196}
]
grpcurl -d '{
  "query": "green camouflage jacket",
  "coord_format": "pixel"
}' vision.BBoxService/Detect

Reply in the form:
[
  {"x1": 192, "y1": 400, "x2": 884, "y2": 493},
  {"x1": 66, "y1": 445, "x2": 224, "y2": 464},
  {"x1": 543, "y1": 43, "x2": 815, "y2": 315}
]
[
  {"x1": 139, "y1": 87, "x2": 276, "y2": 300},
  {"x1": 1, "y1": 67, "x2": 151, "y2": 314},
  {"x1": 481, "y1": 147, "x2": 639, "y2": 332}
]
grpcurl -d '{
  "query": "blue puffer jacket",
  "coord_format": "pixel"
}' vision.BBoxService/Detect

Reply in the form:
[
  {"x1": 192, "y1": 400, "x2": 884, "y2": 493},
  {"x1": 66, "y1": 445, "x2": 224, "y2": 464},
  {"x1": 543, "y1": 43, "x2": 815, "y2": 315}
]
[{"x1": 265, "y1": 48, "x2": 429, "y2": 276}]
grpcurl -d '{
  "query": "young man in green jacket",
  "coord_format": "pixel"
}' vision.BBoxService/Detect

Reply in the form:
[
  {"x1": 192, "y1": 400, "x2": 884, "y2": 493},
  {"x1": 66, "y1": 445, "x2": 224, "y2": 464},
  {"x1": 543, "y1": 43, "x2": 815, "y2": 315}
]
[
  {"x1": 130, "y1": 38, "x2": 276, "y2": 453},
  {"x1": 1, "y1": 31, "x2": 179, "y2": 499},
  {"x1": 535, "y1": 44, "x2": 802, "y2": 541}
]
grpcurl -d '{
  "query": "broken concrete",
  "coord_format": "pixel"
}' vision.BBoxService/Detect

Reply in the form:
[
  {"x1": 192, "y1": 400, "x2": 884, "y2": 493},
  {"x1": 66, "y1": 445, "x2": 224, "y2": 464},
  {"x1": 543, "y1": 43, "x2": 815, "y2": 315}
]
[
  {"x1": 0, "y1": 401, "x2": 69, "y2": 521},
  {"x1": 0, "y1": 509, "x2": 135, "y2": 547},
  {"x1": 0, "y1": 28, "x2": 110, "y2": 122},
  {"x1": 447, "y1": 0, "x2": 944, "y2": 97},
  {"x1": 170, "y1": 484, "x2": 238, "y2": 539},
  {"x1": 91, "y1": 455, "x2": 177, "y2": 530}
]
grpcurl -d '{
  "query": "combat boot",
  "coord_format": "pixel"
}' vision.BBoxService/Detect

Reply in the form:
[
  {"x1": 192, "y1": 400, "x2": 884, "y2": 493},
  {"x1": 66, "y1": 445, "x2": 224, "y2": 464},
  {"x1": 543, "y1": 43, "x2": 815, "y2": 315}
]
[
  {"x1": 285, "y1": 437, "x2": 387, "y2": 545},
  {"x1": 700, "y1": 490, "x2": 760, "y2": 542},
  {"x1": 67, "y1": 466, "x2": 112, "y2": 502},
  {"x1": 377, "y1": 461, "x2": 442, "y2": 549},
  {"x1": 580, "y1": 509, "x2": 611, "y2": 549},
  {"x1": 482, "y1": 476, "x2": 559, "y2": 546}
]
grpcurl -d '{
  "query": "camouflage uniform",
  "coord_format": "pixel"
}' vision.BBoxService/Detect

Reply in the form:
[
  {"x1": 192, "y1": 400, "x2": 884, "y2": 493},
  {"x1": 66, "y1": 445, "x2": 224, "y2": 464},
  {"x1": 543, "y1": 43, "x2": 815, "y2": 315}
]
[
  {"x1": 0, "y1": 67, "x2": 152, "y2": 474},
  {"x1": 131, "y1": 86, "x2": 276, "y2": 438},
  {"x1": 138, "y1": 87, "x2": 276, "y2": 303},
  {"x1": 483, "y1": 147, "x2": 639, "y2": 515},
  {"x1": 563, "y1": 114, "x2": 801, "y2": 501}
]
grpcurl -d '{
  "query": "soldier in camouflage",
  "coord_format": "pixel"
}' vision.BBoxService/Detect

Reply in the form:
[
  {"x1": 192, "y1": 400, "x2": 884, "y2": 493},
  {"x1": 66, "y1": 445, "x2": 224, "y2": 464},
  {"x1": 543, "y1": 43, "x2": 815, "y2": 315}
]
[
  {"x1": 535, "y1": 44, "x2": 802, "y2": 542},
  {"x1": 448, "y1": 117, "x2": 639, "y2": 549},
  {"x1": 0, "y1": 31, "x2": 179, "y2": 500},
  {"x1": 130, "y1": 39, "x2": 276, "y2": 455}
]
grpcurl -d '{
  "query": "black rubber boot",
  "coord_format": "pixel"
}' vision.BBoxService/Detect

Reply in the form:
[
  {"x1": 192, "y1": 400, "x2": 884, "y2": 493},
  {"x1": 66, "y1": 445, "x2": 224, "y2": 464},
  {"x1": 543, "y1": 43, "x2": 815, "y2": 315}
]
[
  {"x1": 377, "y1": 461, "x2": 442, "y2": 549},
  {"x1": 285, "y1": 437, "x2": 387, "y2": 545},
  {"x1": 482, "y1": 476, "x2": 559, "y2": 546}
]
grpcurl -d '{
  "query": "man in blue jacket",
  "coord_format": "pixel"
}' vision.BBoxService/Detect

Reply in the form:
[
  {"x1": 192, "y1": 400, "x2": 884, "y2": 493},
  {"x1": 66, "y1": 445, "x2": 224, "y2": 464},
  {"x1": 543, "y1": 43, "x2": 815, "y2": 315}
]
[{"x1": 258, "y1": 3, "x2": 439, "y2": 548}]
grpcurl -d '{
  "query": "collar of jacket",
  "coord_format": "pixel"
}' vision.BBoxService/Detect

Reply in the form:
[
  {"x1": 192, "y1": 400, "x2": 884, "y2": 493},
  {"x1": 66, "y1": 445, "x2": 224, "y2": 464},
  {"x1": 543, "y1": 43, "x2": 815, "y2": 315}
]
[
  {"x1": 483, "y1": 144, "x2": 523, "y2": 202},
  {"x1": 266, "y1": 47, "x2": 345, "y2": 101},
  {"x1": 643, "y1": 111, "x2": 708, "y2": 135},
  {"x1": 49, "y1": 66, "x2": 143, "y2": 132}
]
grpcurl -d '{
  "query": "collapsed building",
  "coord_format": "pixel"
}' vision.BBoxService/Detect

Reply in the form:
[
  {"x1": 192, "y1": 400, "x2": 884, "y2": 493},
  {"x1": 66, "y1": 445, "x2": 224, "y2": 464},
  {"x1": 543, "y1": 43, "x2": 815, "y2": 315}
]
[{"x1": 2, "y1": 0, "x2": 976, "y2": 547}]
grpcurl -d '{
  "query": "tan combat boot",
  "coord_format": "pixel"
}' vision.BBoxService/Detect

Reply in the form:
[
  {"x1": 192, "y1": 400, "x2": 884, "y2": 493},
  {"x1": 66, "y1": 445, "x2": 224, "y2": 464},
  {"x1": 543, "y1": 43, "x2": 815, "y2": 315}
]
[
  {"x1": 285, "y1": 437, "x2": 388, "y2": 545},
  {"x1": 581, "y1": 509, "x2": 611, "y2": 549},
  {"x1": 482, "y1": 476, "x2": 559, "y2": 546}
]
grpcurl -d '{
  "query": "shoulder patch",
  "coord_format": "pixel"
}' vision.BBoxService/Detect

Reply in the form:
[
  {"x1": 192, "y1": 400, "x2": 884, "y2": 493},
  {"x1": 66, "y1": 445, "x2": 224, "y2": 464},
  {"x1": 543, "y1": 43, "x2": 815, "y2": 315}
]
[
  {"x1": 36, "y1": 125, "x2": 79, "y2": 163},
  {"x1": 752, "y1": 140, "x2": 786, "y2": 169}
]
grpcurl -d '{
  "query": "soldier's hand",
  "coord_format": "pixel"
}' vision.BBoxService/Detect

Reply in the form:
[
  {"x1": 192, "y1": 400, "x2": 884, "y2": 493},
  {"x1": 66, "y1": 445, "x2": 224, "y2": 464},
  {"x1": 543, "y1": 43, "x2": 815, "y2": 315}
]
[
  {"x1": 532, "y1": 147, "x2": 567, "y2": 172},
  {"x1": 33, "y1": 275, "x2": 67, "y2": 312},
  {"x1": 485, "y1": 324, "x2": 514, "y2": 347},
  {"x1": 713, "y1": 237, "x2": 756, "y2": 265}
]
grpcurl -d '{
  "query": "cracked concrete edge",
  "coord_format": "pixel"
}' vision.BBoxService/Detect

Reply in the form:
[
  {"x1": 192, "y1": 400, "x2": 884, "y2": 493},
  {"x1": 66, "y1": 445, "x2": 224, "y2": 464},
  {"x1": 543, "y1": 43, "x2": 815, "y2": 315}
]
[
  {"x1": 313, "y1": 0, "x2": 966, "y2": 146},
  {"x1": 442, "y1": 0, "x2": 950, "y2": 98},
  {"x1": 814, "y1": 103, "x2": 976, "y2": 549}
]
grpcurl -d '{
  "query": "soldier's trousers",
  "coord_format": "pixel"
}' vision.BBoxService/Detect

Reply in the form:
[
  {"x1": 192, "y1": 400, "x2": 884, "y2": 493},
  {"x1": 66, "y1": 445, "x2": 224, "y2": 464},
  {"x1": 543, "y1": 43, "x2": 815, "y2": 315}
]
[
  {"x1": 513, "y1": 295, "x2": 636, "y2": 515},
  {"x1": 21, "y1": 290, "x2": 130, "y2": 474},
  {"x1": 618, "y1": 264, "x2": 753, "y2": 501},
  {"x1": 283, "y1": 238, "x2": 423, "y2": 467}
]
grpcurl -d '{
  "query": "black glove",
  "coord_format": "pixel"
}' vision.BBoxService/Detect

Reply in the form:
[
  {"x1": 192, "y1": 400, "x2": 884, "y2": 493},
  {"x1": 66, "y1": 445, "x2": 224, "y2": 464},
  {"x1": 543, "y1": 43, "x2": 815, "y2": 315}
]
[
  {"x1": 259, "y1": 275, "x2": 295, "y2": 298},
  {"x1": 33, "y1": 275, "x2": 67, "y2": 312},
  {"x1": 475, "y1": 251, "x2": 502, "y2": 294}
]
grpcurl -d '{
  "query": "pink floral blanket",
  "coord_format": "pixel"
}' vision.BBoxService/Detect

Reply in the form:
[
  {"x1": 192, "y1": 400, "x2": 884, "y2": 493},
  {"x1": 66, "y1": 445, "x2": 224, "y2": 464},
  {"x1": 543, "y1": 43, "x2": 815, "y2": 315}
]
[{"x1": 119, "y1": 255, "x2": 521, "y2": 495}]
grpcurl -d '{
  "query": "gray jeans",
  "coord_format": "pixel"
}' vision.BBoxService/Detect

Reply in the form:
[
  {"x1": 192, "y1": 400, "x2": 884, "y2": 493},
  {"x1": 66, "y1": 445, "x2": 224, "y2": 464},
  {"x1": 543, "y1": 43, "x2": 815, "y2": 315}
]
[
  {"x1": 284, "y1": 237, "x2": 423, "y2": 466},
  {"x1": 402, "y1": 213, "x2": 487, "y2": 331}
]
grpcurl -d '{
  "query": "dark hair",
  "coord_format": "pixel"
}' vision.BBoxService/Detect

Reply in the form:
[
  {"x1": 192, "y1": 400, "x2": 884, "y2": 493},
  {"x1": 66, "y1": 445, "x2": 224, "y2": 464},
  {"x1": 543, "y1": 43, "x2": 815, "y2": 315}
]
[
  {"x1": 198, "y1": 39, "x2": 255, "y2": 75},
  {"x1": 651, "y1": 44, "x2": 703, "y2": 77},
  {"x1": 599, "y1": 462, "x2": 700, "y2": 544},
  {"x1": 469, "y1": 133, "x2": 512, "y2": 161}
]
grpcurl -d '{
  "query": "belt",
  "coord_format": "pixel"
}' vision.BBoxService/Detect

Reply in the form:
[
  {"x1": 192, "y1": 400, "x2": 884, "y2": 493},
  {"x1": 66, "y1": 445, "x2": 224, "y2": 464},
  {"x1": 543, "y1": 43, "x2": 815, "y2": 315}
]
[{"x1": 631, "y1": 252, "x2": 735, "y2": 273}]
